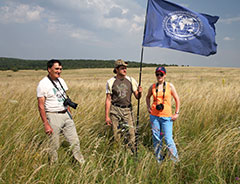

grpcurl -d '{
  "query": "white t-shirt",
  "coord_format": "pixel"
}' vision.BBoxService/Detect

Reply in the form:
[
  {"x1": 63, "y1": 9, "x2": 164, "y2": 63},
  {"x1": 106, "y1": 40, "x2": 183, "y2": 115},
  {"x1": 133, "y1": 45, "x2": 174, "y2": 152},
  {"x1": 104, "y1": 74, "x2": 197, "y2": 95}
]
[{"x1": 37, "y1": 76, "x2": 68, "y2": 112}]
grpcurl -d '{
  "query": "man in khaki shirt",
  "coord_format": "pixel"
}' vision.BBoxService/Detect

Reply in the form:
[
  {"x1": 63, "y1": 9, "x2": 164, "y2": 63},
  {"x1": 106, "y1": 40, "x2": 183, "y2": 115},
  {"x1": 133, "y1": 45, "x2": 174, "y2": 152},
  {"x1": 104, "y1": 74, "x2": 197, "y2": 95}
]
[{"x1": 105, "y1": 59, "x2": 142, "y2": 153}]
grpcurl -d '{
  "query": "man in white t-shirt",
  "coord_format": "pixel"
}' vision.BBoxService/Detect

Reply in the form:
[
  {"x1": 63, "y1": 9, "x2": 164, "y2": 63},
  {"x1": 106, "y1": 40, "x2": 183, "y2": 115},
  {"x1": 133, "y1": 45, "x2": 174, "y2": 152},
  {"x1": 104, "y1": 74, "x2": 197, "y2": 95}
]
[{"x1": 37, "y1": 59, "x2": 85, "y2": 164}]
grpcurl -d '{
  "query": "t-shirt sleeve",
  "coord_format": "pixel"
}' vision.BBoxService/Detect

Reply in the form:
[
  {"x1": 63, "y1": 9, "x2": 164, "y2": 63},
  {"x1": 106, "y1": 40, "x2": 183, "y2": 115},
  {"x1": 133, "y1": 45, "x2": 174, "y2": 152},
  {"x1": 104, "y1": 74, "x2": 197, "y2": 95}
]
[
  {"x1": 106, "y1": 82, "x2": 111, "y2": 94},
  {"x1": 131, "y1": 77, "x2": 138, "y2": 92},
  {"x1": 37, "y1": 82, "x2": 46, "y2": 98},
  {"x1": 106, "y1": 77, "x2": 115, "y2": 94}
]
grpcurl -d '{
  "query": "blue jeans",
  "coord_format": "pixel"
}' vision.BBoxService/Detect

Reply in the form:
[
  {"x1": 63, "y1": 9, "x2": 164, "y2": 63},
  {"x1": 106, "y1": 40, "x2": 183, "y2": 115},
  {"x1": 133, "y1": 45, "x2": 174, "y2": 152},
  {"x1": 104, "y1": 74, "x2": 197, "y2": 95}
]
[{"x1": 150, "y1": 115, "x2": 178, "y2": 162}]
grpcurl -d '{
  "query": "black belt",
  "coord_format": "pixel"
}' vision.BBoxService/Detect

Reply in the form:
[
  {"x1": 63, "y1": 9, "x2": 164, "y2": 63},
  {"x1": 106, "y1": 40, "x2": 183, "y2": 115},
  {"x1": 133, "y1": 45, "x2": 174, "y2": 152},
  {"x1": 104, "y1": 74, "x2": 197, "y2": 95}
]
[
  {"x1": 112, "y1": 103, "x2": 132, "y2": 108},
  {"x1": 47, "y1": 109, "x2": 67, "y2": 114}
]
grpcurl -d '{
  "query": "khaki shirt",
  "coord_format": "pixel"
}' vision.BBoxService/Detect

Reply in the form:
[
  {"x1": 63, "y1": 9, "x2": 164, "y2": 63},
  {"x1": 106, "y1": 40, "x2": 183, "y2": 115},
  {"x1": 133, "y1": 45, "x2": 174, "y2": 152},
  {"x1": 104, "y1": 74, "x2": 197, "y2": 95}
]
[{"x1": 106, "y1": 76, "x2": 138, "y2": 106}]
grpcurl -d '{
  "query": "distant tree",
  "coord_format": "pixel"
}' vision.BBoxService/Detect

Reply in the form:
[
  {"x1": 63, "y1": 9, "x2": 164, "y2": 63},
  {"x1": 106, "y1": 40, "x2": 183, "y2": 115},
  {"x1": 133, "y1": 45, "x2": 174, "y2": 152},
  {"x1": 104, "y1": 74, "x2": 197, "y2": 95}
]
[
  {"x1": 0, "y1": 57, "x2": 178, "y2": 71},
  {"x1": 11, "y1": 67, "x2": 19, "y2": 72}
]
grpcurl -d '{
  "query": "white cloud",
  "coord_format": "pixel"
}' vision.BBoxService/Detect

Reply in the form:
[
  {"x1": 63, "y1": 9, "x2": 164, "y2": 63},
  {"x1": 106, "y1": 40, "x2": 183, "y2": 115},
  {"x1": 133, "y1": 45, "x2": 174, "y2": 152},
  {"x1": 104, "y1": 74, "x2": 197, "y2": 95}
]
[
  {"x1": 223, "y1": 37, "x2": 234, "y2": 41},
  {"x1": 69, "y1": 29, "x2": 99, "y2": 42},
  {"x1": 46, "y1": 0, "x2": 144, "y2": 34},
  {"x1": 0, "y1": 2, "x2": 44, "y2": 23},
  {"x1": 220, "y1": 16, "x2": 240, "y2": 24},
  {"x1": 46, "y1": 19, "x2": 103, "y2": 46},
  {"x1": 50, "y1": 0, "x2": 116, "y2": 13},
  {"x1": 102, "y1": 18, "x2": 128, "y2": 29},
  {"x1": 0, "y1": 0, "x2": 145, "y2": 57},
  {"x1": 130, "y1": 23, "x2": 142, "y2": 32}
]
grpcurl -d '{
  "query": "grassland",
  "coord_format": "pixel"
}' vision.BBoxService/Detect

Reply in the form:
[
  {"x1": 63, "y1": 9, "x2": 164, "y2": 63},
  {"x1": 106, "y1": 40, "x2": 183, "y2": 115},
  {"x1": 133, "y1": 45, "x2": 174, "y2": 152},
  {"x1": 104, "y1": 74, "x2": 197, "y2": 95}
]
[{"x1": 0, "y1": 67, "x2": 239, "y2": 184}]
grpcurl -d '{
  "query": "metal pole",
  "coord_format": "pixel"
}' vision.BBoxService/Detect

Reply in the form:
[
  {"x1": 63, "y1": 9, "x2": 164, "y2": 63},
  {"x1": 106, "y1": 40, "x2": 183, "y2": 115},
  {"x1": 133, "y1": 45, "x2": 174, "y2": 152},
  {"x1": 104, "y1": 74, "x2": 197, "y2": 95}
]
[
  {"x1": 135, "y1": 46, "x2": 144, "y2": 157},
  {"x1": 135, "y1": 0, "x2": 149, "y2": 158}
]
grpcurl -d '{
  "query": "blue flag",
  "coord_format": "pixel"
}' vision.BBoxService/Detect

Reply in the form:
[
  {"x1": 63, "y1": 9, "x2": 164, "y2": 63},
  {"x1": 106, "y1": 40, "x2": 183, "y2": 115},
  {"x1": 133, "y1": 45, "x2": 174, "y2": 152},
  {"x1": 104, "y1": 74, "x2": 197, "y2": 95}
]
[{"x1": 142, "y1": 0, "x2": 219, "y2": 56}]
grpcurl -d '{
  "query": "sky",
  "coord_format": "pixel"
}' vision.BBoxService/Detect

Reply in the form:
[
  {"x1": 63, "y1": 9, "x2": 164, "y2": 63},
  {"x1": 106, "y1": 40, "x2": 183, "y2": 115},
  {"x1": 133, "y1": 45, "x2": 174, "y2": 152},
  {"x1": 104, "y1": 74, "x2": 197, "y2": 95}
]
[{"x1": 0, "y1": 0, "x2": 239, "y2": 67}]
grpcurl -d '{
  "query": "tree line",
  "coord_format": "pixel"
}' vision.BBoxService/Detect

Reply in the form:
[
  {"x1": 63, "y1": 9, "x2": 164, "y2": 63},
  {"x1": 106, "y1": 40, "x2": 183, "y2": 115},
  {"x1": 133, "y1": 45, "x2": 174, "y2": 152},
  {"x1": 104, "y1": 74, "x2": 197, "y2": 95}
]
[{"x1": 0, "y1": 57, "x2": 178, "y2": 71}]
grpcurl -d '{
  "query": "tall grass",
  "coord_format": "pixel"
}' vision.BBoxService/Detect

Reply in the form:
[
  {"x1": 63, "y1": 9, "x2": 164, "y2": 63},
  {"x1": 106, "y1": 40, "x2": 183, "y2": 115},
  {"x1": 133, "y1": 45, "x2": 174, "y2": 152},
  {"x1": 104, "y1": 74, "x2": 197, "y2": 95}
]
[{"x1": 0, "y1": 67, "x2": 239, "y2": 184}]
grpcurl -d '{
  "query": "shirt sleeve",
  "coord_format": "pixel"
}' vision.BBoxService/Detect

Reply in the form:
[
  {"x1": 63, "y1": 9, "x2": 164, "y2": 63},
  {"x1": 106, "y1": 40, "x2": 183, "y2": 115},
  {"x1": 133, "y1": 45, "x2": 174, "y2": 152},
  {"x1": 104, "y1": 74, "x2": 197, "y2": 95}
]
[
  {"x1": 106, "y1": 77, "x2": 115, "y2": 94},
  {"x1": 37, "y1": 82, "x2": 46, "y2": 98},
  {"x1": 131, "y1": 77, "x2": 138, "y2": 92},
  {"x1": 106, "y1": 82, "x2": 111, "y2": 94}
]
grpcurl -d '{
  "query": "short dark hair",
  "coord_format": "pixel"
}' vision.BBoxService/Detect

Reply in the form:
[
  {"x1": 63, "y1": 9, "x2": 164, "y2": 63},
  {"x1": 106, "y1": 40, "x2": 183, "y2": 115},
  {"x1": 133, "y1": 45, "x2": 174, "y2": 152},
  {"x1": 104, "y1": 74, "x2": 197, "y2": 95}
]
[{"x1": 47, "y1": 59, "x2": 62, "y2": 69}]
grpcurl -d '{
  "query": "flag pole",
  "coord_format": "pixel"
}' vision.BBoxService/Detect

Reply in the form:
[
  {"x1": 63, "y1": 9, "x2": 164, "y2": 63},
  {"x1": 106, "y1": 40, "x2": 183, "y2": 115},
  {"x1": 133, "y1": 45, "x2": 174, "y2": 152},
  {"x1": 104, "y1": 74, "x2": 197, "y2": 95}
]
[
  {"x1": 135, "y1": 0, "x2": 149, "y2": 158},
  {"x1": 135, "y1": 46, "x2": 144, "y2": 157}
]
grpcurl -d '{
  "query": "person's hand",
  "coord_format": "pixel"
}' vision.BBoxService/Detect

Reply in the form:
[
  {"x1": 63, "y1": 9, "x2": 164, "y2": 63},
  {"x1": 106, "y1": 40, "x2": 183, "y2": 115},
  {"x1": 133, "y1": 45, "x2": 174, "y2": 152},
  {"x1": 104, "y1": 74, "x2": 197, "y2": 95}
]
[
  {"x1": 138, "y1": 86, "x2": 143, "y2": 93},
  {"x1": 171, "y1": 113, "x2": 179, "y2": 121},
  {"x1": 44, "y1": 122, "x2": 53, "y2": 135},
  {"x1": 105, "y1": 117, "x2": 112, "y2": 126},
  {"x1": 147, "y1": 106, "x2": 152, "y2": 114}
]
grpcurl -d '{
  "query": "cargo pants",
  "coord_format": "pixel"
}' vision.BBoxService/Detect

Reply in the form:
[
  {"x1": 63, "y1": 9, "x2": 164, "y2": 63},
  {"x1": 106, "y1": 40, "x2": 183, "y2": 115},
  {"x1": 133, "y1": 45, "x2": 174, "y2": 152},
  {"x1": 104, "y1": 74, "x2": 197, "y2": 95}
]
[
  {"x1": 46, "y1": 111, "x2": 85, "y2": 164},
  {"x1": 110, "y1": 105, "x2": 136, "y2": 152}
]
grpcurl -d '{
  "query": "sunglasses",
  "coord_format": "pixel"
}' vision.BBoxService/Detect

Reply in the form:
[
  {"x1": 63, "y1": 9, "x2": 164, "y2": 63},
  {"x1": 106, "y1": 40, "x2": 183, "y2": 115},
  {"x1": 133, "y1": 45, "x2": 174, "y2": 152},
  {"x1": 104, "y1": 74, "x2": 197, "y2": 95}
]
[
  {"x1": 156, "y1": 73, "x2": 164, "y2": 77},
  {"x1": 119, "y1": 66, "x2": 127, "y2": 70}
]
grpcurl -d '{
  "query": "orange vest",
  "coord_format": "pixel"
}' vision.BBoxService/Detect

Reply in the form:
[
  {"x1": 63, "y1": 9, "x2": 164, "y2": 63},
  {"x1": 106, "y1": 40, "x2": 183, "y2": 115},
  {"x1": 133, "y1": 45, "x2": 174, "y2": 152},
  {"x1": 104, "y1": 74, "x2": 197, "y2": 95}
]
[{"x1": 151, "y1": 82, "x2": 172, "y2": 117}]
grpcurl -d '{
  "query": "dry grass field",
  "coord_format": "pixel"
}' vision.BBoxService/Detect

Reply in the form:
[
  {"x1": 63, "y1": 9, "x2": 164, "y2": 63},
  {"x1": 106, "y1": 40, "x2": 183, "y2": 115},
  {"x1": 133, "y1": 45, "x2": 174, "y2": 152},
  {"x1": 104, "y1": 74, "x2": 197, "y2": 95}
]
[{"x1": 0, "y1": 67, "x2": 239, "y2": 183}]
